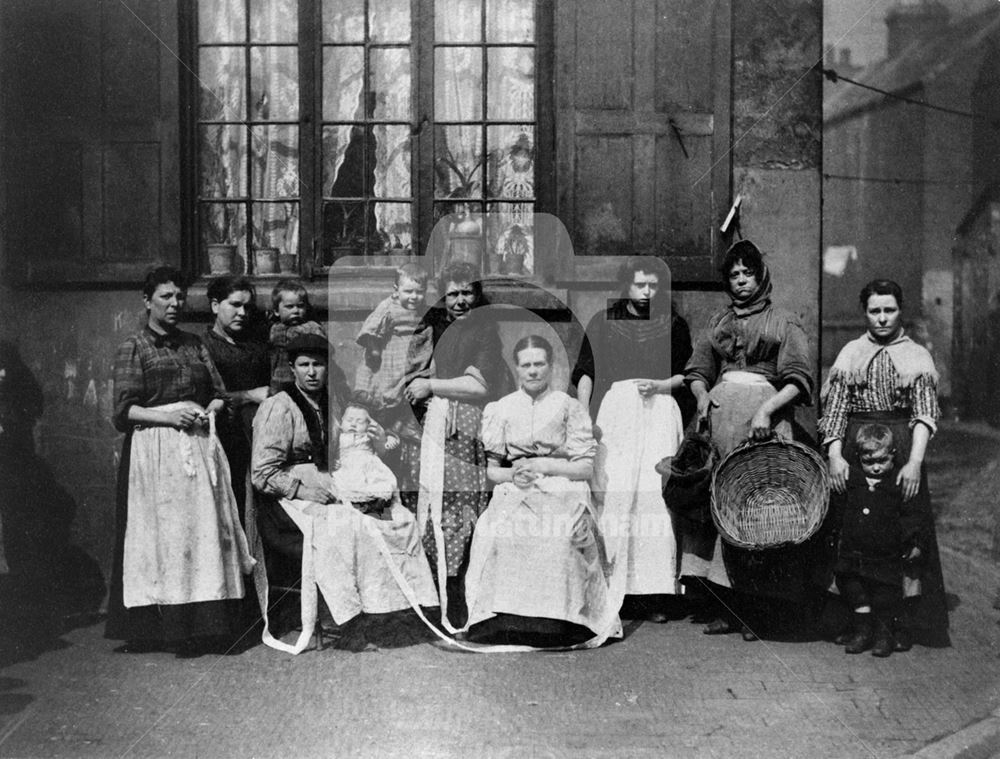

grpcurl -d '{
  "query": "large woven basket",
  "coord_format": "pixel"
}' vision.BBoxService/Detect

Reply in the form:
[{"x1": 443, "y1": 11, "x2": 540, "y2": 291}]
[{"x1": 710, "y1": 437, "x2": 830, "y2": 550}]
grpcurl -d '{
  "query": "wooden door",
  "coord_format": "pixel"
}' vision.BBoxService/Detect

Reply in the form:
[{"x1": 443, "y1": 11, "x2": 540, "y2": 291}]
[
  {"x1": 2, "y1": 0, "x2": 180, "y2": 284},
  {"x1": 555, "y1": 0, "x2": 731, "y2": 283}
]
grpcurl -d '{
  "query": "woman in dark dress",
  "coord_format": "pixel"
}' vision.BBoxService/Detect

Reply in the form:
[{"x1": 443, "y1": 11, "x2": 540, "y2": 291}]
[
  {"x1": 683, "y1": 241, "x2": 815, "y2": 640},
  {"x1": 202, "y1": 276, "x2": 271, "y2": 525},
  {"x1": 105, "y1": 267, "x2": 253, "y2": 654},
  {"x1": 821, "y1": 278, "x2": 949, "y2": 648},
  {"x1": 571, "y1": 256, "x2": 693, "y2": 623},
  {"x1": 401, "y1": 262, "x2": 512, "y2": 629}
]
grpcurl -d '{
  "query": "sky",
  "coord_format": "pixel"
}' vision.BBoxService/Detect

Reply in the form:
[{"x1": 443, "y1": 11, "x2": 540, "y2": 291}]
[{"x1": 824, "y1": 0, "x2": 995, "y2": 68}]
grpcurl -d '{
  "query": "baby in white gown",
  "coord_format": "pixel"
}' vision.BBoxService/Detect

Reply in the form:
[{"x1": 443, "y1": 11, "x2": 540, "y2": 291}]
[{"x1": 331, "y1": 401, "x2": 397, "y2": 519}]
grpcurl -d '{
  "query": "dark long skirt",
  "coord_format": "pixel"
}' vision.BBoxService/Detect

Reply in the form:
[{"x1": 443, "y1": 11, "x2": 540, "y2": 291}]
[
  {"x1": 104, "y1": 433, "x2": 242, "y2": 646},
  {"x1": 826, "y1": 411, "x2": 950, "y2": 647}
]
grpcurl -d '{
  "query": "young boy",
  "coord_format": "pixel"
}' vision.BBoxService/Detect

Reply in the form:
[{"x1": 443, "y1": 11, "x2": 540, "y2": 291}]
[
  {"x1": 834, "y1": 423, "x2": 923, "y2": 657},
  {"x1": 268, "y1": 279, "x2": 327, "y2": 395},
  {"x1": 354, "y1": 262, "x2": 428, "y2": 418}
]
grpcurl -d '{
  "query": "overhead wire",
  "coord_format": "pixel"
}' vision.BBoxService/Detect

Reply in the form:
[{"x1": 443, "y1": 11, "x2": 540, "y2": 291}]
[
  {"x1": 822, "y1": 173, "x2": 975, "y2": 187},
  {"x1": 820, "y1": 67, "x2": 1000, "y2": 129}
]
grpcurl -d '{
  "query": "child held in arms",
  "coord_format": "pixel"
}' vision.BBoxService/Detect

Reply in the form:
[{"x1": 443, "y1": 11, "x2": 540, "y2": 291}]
[
  {"x1": 354, "y1": 262, "x2": 429, "y2": 416},
  {"x1": 268, "y1": 279, "x2": 327, "y2": 395},
  {"x1": 834, "y1": 423, "x2": 923, "y2": 658},
  {"x1": 329, "y1": 395, "x2": 398, "y2": 520}
]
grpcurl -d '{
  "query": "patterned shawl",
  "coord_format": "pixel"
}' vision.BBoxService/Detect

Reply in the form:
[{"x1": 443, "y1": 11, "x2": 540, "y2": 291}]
[{"x1": 828, "y1": 330, "x2": 938, "y2": 390}]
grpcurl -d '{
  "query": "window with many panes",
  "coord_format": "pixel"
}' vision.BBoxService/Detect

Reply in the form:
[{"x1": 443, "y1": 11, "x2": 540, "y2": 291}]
[{"x1": 190, "y1": 0, "x2": 548, "y2": 278}]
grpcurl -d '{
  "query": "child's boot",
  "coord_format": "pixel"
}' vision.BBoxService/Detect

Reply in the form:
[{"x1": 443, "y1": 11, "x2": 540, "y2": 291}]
[
  {"x1": 871, "y1": 615, "x2": 895, "y2": 658},
  {"x1": 892, "y1": 616, "x2": 912, "y2": 652},
  {"x1": 844, "y1": 612, "x2": 873, "y2": 654}
]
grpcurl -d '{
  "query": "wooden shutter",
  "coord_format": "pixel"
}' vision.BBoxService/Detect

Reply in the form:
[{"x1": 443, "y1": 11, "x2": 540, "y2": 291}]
[
  {"x1": 2, "y1": 0, "x2": 180, "y2": 284},
  {"x1": 554, "y1": 0, "x2": 731, "y2": 282}
]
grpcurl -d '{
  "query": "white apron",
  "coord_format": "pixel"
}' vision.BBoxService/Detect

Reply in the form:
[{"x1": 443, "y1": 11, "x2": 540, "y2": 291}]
[
  {"x1": 123, "y1": 409, "x2": 254, "y2": 608},
  {"x1": 464, "y1": 475, "x2": 614, "y2": 635},
  {"x1": 595, "y1": 381, "x2": 684, "y2": 596},
  {"x1": 677, "y1": 371, "x2": 790, "y2": 587},
  {"x1": 419, "y1": 397, "x2": 622, "y2": 651},
  {"x1": 252, "y1": 463, "x2": 439, "y2": 655}
]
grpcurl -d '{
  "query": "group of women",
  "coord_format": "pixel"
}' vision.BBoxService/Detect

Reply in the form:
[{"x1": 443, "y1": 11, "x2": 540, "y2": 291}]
[{"x1": 105, "y1": 246, "x2": 949, "y2": 655}]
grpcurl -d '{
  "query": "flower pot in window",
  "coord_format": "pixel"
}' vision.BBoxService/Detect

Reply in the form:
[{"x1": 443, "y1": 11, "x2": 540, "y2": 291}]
[
  {"x1": 207, "y1": 243, "x2": 236, "y2": 274},
  {"x1": 447, "y1": 214, "x2": 483, "y2": 270},
  {"x1": 278, "y1": 252, "x2": 297, "y2": 274},
  {"x1": 254, "y1": 247, "x2": 280, "y2": 275}
]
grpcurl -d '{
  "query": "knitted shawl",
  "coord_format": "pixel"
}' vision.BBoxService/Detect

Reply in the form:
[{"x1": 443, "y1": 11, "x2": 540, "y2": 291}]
[{"x1": 828, "y1": 330, "x2": 938, "y2": 390}]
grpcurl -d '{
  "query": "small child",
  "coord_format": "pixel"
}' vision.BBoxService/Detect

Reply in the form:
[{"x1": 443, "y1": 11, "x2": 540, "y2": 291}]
[
  {"x1": 330, "y1": 398, "x2": 398, "y2": 519},
  {"x1": 269, "y1": 279, "x2": 327, "y2": 395},
  {"x1": 834, "y1": 423, "x2": 923, "y2": 657},
  {"x1": 354, "y1": 263, "x2": 428, "y2": 417}
]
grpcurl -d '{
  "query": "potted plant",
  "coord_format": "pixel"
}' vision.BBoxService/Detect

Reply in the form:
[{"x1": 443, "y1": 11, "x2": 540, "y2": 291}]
[
  {"x1": 251, "y1": 224, "x2": 280, "y2": 276},
  {"x1": 325, "y1": 201, "x2": 367, "y2": 265},
  {"x1": 436, "y1": 144, "x2": 485, "y2": 270},
  {"x1": 278, "y1": 202, "x2": 298, "y2": 274},
  {"x1": 203, "y1": 126, "x2": 238, "y2": 274},
  {"x1": 206, "y1": 204, "x2": 236, "y2": 274}
]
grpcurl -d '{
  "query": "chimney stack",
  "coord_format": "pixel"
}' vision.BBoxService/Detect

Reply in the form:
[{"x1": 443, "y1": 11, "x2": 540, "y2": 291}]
[{"x1": 885, "y1": 1, "x2": 949, "y2": 59}]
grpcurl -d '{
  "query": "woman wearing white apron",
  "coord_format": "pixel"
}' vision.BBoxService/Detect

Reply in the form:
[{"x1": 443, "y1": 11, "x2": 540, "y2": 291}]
[
  {"x1": 572, "y1": 256, "x2": 692, "y2": 623},
  {"x1": 105, "y1": 267, "x2": 254, "y2": 655},
  {"x1": 683, "y1": 241, "x2": 814, "y2": 641},
  {"x1": 251, "y1": 334, "x2": 438, "y2": 653},
  {"x1": 463, "y1": 335, "x2": 620, "y2": 647}
]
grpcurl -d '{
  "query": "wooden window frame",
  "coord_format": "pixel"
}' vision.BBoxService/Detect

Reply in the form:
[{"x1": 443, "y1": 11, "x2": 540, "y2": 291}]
[{"x1": 180, "y1": 0, "x2": 555, "y2": 285}]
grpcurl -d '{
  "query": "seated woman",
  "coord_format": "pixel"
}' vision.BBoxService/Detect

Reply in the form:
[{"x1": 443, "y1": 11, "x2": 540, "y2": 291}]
[
  {"x1": 251, "y1": 334, "x2": 439, "y2": 653},
  {"x1": 462, "y1": 335, "x2": 621, "y2": 648}
]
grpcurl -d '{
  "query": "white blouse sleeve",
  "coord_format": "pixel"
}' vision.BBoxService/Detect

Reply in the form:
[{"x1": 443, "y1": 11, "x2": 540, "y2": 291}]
[
  {"x1": 560, "y1": 397, "x2": 598, "y2": 463},
  {"x1": 479, "y1": 400, "x2": 506, "y2": 459}
]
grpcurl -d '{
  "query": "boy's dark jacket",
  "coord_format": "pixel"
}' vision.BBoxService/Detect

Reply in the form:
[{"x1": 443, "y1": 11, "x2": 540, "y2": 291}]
[{"x1": 834, "y1": 467, "x2": 926, "y2": 586}]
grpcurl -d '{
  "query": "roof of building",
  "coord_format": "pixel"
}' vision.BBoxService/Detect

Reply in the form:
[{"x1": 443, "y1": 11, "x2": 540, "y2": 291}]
[{"x1": 824, "y1": 5, "x2": 1000, "y2": 124}]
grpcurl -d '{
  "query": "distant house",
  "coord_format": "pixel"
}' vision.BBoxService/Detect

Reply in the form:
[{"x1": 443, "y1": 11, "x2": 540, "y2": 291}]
[
  {"x1": 822, "y1": 1, "x2": 1000, "y2": 403},
  {"x1": 953, "y1": 184, "x2": 1000, "y2": 422}
]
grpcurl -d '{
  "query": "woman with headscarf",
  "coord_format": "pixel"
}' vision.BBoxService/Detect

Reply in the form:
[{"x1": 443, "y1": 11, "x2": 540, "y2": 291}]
[{"x1": 683, "y1": 240, "x2": 815, "y2": 640}]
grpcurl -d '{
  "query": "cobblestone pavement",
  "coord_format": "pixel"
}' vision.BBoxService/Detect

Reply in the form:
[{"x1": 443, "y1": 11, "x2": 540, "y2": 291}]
[
  {"x1": 1, "y1": 427, "x2": 999, "y2": 758},
  {"x1": 0, "y1": 546, "x2": 995, "y2": 759}
]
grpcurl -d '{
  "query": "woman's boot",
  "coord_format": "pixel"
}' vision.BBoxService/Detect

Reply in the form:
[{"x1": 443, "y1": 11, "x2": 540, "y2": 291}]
[
  {"x1": 871, "y1": 615, "x2": 895, "y2": 658},
  {"x1": 844, "y1": 612, "x2": 873, "y2": 654}
]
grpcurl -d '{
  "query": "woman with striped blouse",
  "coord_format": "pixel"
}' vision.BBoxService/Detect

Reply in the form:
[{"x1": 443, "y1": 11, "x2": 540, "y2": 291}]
[{"x1": 821, "y1": 278, "x2": 950, "y2": 648}]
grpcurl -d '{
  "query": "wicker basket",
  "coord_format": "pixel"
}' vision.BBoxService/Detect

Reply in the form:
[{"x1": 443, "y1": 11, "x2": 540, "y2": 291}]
[{"x1": 710, "y1": 437, "x2": 830, "y2": 550}]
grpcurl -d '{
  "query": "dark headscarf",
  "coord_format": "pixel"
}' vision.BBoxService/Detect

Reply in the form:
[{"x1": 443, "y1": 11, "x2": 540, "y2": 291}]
[{"x1": 728, "y1": 259, "x2": 773, "y2": 317}]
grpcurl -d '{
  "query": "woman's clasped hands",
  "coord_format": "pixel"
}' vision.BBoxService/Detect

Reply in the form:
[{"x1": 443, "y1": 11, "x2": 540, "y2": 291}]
[
  {"x1": 165, "y1": 401, "x2": 210, "y2": 431},
  {"x1": 511, "y1": 457, "x2": 547, "y2": 489}
]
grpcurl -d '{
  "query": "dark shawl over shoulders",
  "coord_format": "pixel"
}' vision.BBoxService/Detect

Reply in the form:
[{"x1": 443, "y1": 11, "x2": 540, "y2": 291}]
[
  {"x1": 405, "y1": 305, "x2": 512, "y2": 402},
  {"x1": 572, "y1": 299, "x2": 692, "y2": 417},
  {"x1": 202, "y1": 328, "x2": 270, "y2": 392}
]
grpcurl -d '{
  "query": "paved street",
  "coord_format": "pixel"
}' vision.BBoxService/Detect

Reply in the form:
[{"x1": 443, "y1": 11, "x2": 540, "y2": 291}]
[{"x1": 1, "y1": 426, "x2": 999, "y2": 758}]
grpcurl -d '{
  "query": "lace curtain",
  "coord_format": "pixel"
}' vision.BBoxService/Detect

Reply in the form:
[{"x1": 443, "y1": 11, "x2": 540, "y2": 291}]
[
  {"x1": 199, "y1": 0, "x2": 300, "y2": 262},
  {"x1": 435, "y1": 0, "x2": 535, "y2": 274},
  {"x1": 198, "y1": 0, "x2": 535, "y2": 268}
]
